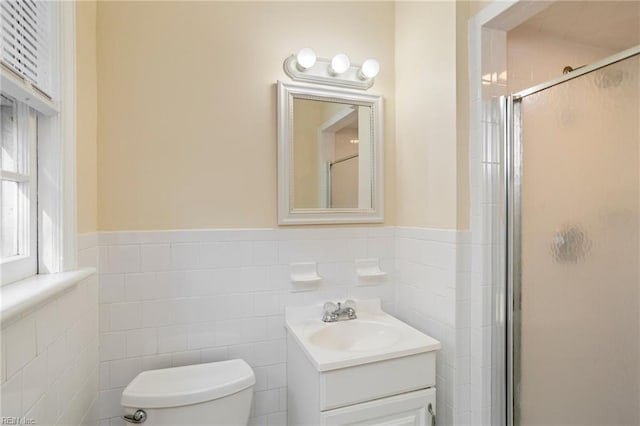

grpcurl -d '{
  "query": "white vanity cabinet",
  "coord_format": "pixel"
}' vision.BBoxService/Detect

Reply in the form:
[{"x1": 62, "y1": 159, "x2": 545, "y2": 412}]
[
  {"x1": 285, "y1": 300, "x2": 440, "y2": 426},
  {"x1": 287, "y1": 337, "x2": 437, "y2": 425}
]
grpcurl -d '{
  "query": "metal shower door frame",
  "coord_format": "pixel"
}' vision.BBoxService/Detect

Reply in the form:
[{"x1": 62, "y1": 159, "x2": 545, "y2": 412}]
[{"x1": 499, "y1": 44, "x2": 640, "y2": 426}]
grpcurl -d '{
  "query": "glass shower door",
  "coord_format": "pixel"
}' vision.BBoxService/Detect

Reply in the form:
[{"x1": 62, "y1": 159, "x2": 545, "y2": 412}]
[{"x1": 511, "y1": 52, "x2": 640, "y2": 425}]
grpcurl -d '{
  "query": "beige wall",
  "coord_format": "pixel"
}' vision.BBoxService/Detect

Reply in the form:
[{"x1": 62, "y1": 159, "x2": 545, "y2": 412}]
[
  {"x1": 96, "y1": 1, "x2": 395, "y2": 230},
  {"x1": 92, "y1": 1, "x2": 487, "y2": 231},
  {"x1": 395, "y1": 1, "x2": 458, "y2": 229},
  {"x1": 456, "y1": 0, "x2": 471, "y2": 230},
  {"x1": 507, "y1": 26, "x2": 615, "y2": 93},
  {"x1": 394, "y1": 0, "x2": 491, "y2": 230},
  {"x1": 76, "y1": 0, "x2": 98, "y2": 233}
]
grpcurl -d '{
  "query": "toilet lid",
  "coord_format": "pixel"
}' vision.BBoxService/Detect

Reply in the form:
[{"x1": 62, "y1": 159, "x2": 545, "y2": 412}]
[{"x1": 121, "y1": 359, "x2": 256, "y2": 408}]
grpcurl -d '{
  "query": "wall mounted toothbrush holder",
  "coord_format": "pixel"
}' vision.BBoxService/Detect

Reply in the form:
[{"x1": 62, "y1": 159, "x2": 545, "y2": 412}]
[
  {"x1": 290, "y1": 262, "x2": 322, "y2": 292},
  {"x1": 355, "y1": 258, "x2": 387, "y2": 284}
]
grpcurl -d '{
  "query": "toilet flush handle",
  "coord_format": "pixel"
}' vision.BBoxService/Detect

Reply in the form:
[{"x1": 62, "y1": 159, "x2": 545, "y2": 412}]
[{"x1": 123, "y1": 410, "x2": 147, "y2": 424}]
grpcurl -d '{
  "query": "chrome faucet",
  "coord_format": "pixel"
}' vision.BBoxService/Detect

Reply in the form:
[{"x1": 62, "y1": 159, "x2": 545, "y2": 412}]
[{"x1": 322, "y1": 300, "x2": 357, "y2": 322}]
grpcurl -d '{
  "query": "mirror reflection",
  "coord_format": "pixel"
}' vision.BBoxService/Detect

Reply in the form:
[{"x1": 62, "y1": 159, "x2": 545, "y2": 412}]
[{"x1": 292, "y1": 99, "x2": 372, "y2": 209}]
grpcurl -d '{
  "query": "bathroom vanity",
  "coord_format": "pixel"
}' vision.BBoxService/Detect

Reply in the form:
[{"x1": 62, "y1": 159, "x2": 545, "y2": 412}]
[{"x1": 286, "y1": 299, "x2": 440, "y2": 425}]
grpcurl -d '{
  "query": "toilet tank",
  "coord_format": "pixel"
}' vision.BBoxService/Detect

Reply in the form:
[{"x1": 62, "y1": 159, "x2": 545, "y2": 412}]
[{"x1": 121, "y1": 359, "x2": 255, "y2": 426}]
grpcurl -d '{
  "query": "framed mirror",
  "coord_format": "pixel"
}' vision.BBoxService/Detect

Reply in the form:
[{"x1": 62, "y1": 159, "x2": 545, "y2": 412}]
[{"x1": 277, "y1": 81, "x2": 383, "y2": 225}]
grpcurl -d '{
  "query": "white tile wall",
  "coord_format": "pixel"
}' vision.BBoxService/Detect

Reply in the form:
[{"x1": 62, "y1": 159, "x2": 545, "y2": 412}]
[
  {"x1": 468, "y1": 14, "x2": 509, "y2": 425},
  {"x1": 6, "y1": 226, "x2": 471, "y2": 425},
  {"x1": 96, "y1": 227, "x2": 397, "y2": 425},
  {"x1": 0, "y1": 233, "x2": 100, "y2": 425},
  {"x1": 394, "y1": 227, "x2": 470, "y2": 426}
]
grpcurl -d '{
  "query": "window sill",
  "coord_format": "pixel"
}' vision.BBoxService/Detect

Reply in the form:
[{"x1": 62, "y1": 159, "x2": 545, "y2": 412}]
[{"x1": 1, "y1": 267, "x2": 96, "y2": 324}]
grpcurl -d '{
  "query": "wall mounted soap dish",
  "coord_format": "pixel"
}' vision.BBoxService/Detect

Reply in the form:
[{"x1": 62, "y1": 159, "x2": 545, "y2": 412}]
[
  {"x1": 355, "y1": 258, "x2": 387, "y2": 281},
  {"x1": 290, "y1": 262, "x2": 322, "y2": 291}
]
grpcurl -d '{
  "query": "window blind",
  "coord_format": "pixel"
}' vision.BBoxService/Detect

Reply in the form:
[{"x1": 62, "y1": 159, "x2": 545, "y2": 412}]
[{"x1": 0, "y1": 0, "x2": 52, "y2": 97}]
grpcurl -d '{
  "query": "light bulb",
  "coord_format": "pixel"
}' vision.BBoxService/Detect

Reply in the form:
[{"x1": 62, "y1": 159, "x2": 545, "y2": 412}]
[
  {"x1": 330, "y1": 53, "x2": 350, "y2": 75},
  {"x1": 296, "y1": 48, "x2": 316, "y2": 71},
  {"x1": 359, "y1": 59, "x2": 380, "y2": 79}
]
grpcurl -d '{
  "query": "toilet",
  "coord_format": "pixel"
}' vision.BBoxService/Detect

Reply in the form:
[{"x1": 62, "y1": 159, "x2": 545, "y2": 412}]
[{"x1": 121, "y1": 359, "x2": 255, "y2": 425}]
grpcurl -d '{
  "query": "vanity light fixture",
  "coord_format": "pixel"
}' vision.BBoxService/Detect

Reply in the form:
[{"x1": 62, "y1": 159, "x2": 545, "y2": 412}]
[
  {"x1": 283, "y1": 49, "x2": 379, "y2": 90},
  {"x1": 329, "y1": 53, "x2": 351, "y2": 75},
  {"x1": 349, "y1": 139, "x2": 359, "y2": 144},
  {"x1": 296, "y1": 48, "x2": 316, "y2": 71},
  {"x1": 359, "y1": 59, "x2": 380, "y2": 80}
]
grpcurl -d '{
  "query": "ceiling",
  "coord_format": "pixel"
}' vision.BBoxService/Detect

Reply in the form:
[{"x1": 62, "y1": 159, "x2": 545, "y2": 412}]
[{"x1": 519, "y1": 1, "x2": 640, "y2": 52}]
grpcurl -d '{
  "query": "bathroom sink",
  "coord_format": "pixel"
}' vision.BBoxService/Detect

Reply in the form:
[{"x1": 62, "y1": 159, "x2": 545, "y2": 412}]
[
  {"x1": 287, "y1": 299, "x2": 440, "y2": 422},
  {"x1": 286, "y1": 299, "x2": 440, "y2": 371},
  {"x1": 308, "y1": 320, "x2": 402, "y2": 351}
]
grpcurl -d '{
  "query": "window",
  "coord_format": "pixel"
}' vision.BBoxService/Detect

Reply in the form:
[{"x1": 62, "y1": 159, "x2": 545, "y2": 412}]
[
  {"x1": 1, "y1": 94, "x2": 37, "y2": 283},
  {"x1": 0, "y1": 1, "x2": 76, "y2": 286}
]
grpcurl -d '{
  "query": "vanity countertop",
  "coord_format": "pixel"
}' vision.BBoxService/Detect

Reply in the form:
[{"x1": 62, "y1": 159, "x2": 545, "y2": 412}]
[{"x1": 285, "y1": 299, "x2": 441, "y2": 372}]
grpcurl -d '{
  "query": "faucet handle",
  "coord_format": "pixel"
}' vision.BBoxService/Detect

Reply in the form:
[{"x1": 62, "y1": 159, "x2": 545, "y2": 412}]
[
  {"x1": 343, "y1": 299, "x2": 356, "y2": 310},
  {"x1": 322, "y1": 301, "x2": 337, "y2": 312},
  {"x1": 342, "y1": 299, "x2": 357, "y2": 319},
  {"x1": 322, "y1": 302, "x2": 338, "y2": 322}
]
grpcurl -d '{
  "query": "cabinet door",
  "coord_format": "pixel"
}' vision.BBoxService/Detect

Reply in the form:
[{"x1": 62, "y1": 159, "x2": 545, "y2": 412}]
[{"x1": 320, "y1": 388, "x2": 435, "y2": 426}]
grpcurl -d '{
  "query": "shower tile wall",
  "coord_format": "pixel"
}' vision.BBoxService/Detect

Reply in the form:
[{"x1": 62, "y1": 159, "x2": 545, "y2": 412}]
[
  {"x1": 96, "y1": 227, "x2": 396, "y2": 426},
  {"x1": 468, "y1": 22, "x2": 508, "y2": 425},
  {"x1": 0, "y1": 234, "x2": 100, "y2": 425}
]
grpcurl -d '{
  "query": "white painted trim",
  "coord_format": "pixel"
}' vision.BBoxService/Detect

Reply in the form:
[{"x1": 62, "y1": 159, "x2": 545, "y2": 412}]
[
  {"x1": 0, "y1": 65, "x2": 58, "y2": 116},
  {"x1": 0, "y1": 170, "x2": 30, "y2": 182},
  {"x1": 38, "y1": 2, "x2": 77, "y2": 274},
  {"x1": 472, "y1": 0, "x2": 549, "y2": 30},
  {"x1": 61, "y1": 1, "x2": 77, "y2": 271},
  {"x1": 1, "y1": 256, "x2": 33, "y2": 286},
  {"x1": 277, "y1": 80, "x2": 384, "y2": 225},
  {"x1": 0, "y1": 267, "x2": 95, "y2": 324}
]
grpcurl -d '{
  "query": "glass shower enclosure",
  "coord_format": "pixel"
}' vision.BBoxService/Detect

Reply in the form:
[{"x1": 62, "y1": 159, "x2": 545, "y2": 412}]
[{"x1": 504, "y1": 47, "x2": 640, "y2": 425}]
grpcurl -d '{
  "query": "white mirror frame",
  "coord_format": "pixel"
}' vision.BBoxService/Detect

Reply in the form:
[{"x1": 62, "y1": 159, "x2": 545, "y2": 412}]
[{"x1": 277, "y1": 80, "x2": 384, "y2": 225}]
